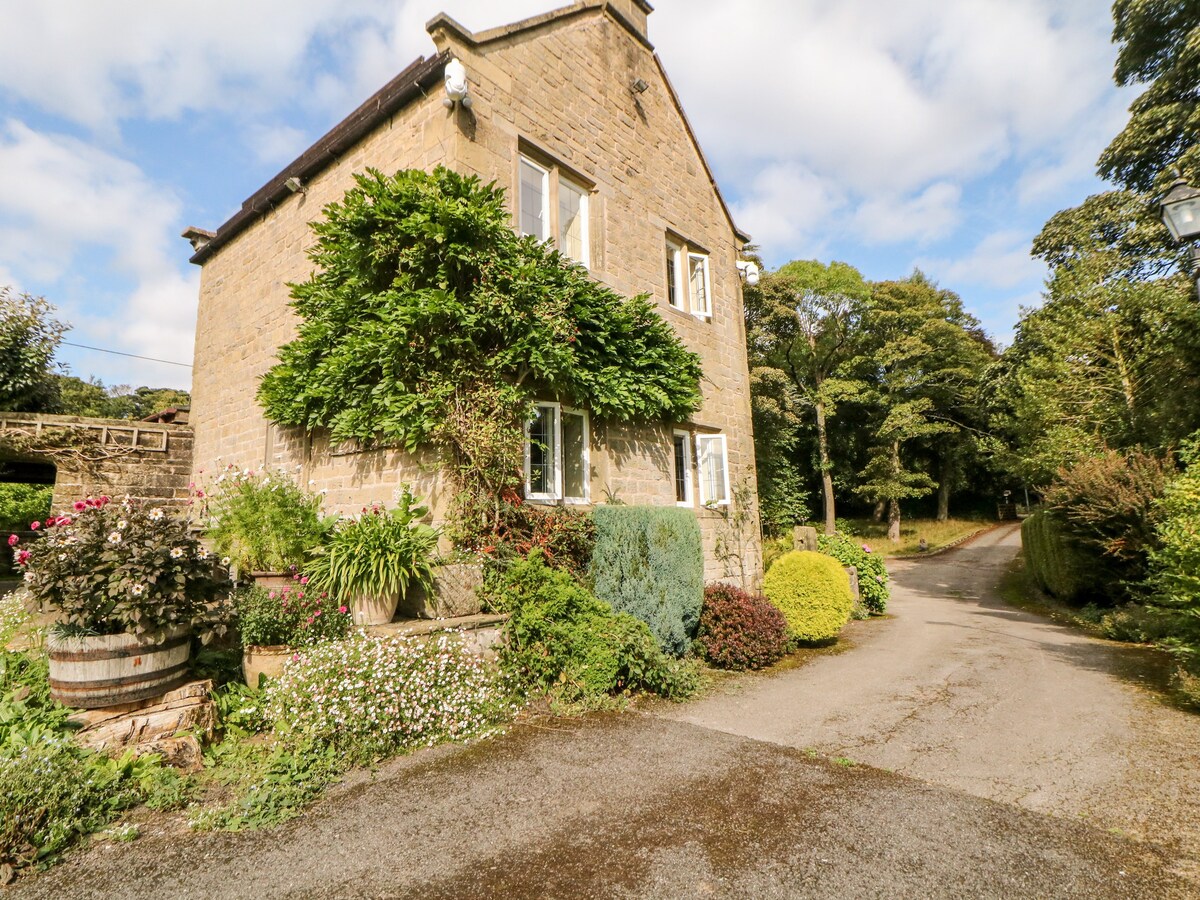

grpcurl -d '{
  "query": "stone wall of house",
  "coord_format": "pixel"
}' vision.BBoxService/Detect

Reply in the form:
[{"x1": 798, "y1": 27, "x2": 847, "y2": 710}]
[
  {"x1": 187, "y1": 4, "x2": 762, "y2": 587},
  {"x1": 0, "y1": 414, "x2": 194, "y2": 513}
]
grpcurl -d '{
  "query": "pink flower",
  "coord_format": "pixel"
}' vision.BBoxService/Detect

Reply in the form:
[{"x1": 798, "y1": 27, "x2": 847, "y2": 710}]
[
  {"x1": 862, "y1": 544, "x2": 873, "y2": 553},
  {"x1": 60, "y1": 516, "x2": 71, "y2": 526},
  {"x1": 6, "y1": 534, "x2": 18, "y2": 547},
  {"x1": 269, "y1": 591, "x2": 276, "y2": 599},
  {"x1": 16, "y1": 549, "x2": 30, "y2": 566},
  {"x1": 73, "y1": 501, "x2": 86, "y2": 512},
  {"x1": 313, "y1": 608, "x2": 321, "y2": 617},
  {"x1": 29, "y1": 521, "x2": 40, "y2": 531},
  {"x1": 297, "y1": 591, "x2": 305, "y2": 600},
  {"x1": 44, "y1": 517, "x2": 57, "y2": 528},
  {"x1": 338, "y1": 606, "x2": 348, "y2": 614},
  {"x1": 195, "y1": 490, "x2": 205, "y2": 499},
  {"x1": 299, "y1": 576, "x2": 309, "y2": 585}
]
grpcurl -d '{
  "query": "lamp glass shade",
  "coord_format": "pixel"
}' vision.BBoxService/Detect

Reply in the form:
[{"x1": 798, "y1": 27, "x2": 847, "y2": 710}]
[{"x1": 1163, "y1": 195, "x2": 1200, "y2": 242}]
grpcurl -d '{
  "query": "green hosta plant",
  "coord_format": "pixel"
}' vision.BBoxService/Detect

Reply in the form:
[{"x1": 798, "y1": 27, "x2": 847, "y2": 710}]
[
  {"x1": 306, "y1": 488, "x2": 438, "y2": 603},
  {"x1": 204, "y1": 466, "x2": 334, "y2": 575},
  {"x1": 11, "y1": 496, "x2": 231, "y2": 642}
]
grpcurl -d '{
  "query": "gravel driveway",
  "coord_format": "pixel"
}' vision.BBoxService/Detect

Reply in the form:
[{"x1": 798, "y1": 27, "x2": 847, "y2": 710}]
[{"x1": 12, "y1": 525, "x2": 1199, "y2": 898}]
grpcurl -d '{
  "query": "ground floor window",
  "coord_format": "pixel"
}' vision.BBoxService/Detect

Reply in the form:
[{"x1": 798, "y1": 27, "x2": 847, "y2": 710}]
[
  {"x1": 672, "y1": 430, "x2": 693, "y2": 505},
  {"x1": 525, "y1": 403, "x2": 589, "y2": 503},
  {"x1": 696, "y1": 433, "x2": 729, "y2": 507}
]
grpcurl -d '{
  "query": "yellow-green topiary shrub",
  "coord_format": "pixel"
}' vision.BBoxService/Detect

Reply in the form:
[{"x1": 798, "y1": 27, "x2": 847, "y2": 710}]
[{"x1": 762, "y1": 550, "x2": 853, "y2": 643}]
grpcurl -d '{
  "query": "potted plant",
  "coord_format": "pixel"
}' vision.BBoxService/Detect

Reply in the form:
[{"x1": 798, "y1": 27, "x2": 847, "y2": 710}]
[
  {"x1": 10, "y1": 496, "x2": 231, "y2": 708},
  {"x1": 234, "y1": 579, "x2": 352, "y2": 685},
  {"x1": 203, "y1": 466, "x2": 333, "y2": 587},
  {"x1": 307, "y1": 488, "x2": 439, "y2": 626}
]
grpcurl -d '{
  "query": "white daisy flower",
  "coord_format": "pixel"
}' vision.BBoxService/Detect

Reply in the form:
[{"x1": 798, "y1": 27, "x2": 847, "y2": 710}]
[
  {"x1": 107, "y1": 532, "x2": 122, "y2": 544},
  {"x1": 130, "y1": 584, "x2": 145, "y2": 596},
  {"x1": 170, "y1": 547, "x2": 184, "y2": 559}
]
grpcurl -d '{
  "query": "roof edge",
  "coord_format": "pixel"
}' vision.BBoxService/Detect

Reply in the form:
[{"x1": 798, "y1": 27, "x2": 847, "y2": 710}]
[
  {"x1": 427, "y1": 2, "x2": 653, "y2": 53},
  {"x1": 189, "y1": 51, "x2": 449, "y2": 265}
]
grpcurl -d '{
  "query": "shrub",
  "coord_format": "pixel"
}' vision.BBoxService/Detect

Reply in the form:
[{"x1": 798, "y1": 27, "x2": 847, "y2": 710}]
[
  {"x1": 1021, "y1": 510, "x2": 1100, "y2": 604},
  {"x1": 306, "y1": 488, "x2": 439, "y2": 605},
  {"x1": 266, "y1": 631, "x2": 511, "y2": 763},
  {"x1": 204, "y1": 466, "x2": 333, "y2": 574},
  {"x1": 589, "y1": 506, "x2": 703, "y2": 656},
  {"x1": 817, "y1": 533, "x2": 889, "y2": 615},
  {"x1": 498, "y1": 551, "x2": 698, "y2": 707},
  {"x1": 233, "y1": 582, "x2": 351, "y2": 648},
  {"x1": 0, "y1": 483, "x2": 51, "y2": 531},
  {"x1": 12, "y1": 496, "x2": 230, "y2": 643},
  {"x1": 1143, "y1": 432, "x2": 1200, "y2": 644},
  {"x1": 762, "y1": 550, "x2": 853, "y2": 643},
  {"x1": 694, "y1": 583, "x2": 788, "y2": 670}
]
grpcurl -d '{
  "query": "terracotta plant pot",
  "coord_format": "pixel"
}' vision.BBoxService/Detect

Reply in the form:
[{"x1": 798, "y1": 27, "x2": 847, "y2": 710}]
[
  {"x1": 242, "y1": 644, "x2": 294, "y2": 686},
  {"x1": 248, "y1": 571, "x2": 298, "y2": 593},
  {"x1": 349, "y1": 592, "x2": 400, "y2": 626},
  {"x1": 47, "y1": 626, "x2": 191, "y2": 709}
]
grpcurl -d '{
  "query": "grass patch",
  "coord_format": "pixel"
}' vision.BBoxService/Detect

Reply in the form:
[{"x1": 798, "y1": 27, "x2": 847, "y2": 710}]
[{"x1": 831, "y1": 517, "x2": 993, "y2": 557}]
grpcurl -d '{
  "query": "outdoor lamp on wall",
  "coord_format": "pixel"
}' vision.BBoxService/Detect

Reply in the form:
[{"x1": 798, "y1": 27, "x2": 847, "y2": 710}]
[
  {"x1": 1160, "y1": 173, "x2": 1200, "y2": 296},
  {"x1": 444, "y1": 58, "x2": 471, "y2": 109},
  {"x1": 735, "y1": 260, "x2": 760, "y2": 286}
]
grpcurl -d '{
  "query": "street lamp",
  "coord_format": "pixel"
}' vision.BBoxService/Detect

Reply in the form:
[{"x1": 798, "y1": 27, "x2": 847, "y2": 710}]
[{"x1": 1160, "y1": 174, "x2": 1200, "y2": 287}]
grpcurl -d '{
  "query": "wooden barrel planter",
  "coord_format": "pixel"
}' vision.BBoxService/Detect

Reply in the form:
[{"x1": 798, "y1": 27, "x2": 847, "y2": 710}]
[{"x1": 47, "y1": 626, "x2": 191, "y2": 709}]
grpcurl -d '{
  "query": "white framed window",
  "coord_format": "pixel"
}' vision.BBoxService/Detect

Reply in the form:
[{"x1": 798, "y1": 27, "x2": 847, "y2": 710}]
[
  {"x1": 672, "y1": 430, "x2": 693, "y2": 506},
  {"x1": 524, "y1": 402, "x2": 590, "y2": 503},
  {"x1": 688, "y1": 253, "x2": 711, "y2": 319},
  {"x1": 696, "y1": 433, "x2": 730, "y2": 507},
  {"x1": 519, "y1": 157, "x2": 550, "y2": 241},
  {"x1": 665, "y1": 240, "x2": 684, "y2": 310},
  {"x1": 559, "y1": 178, "x2": 589, "y2": 267}
]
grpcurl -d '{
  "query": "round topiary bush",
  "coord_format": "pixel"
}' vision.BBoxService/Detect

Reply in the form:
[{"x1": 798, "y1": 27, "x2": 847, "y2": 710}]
[
  {"x1": 762, "y1": 550, "x2": 853, "y2": 643},
  {"x1": 695, "y1": 583, "x2": 789, "y2": 670}
]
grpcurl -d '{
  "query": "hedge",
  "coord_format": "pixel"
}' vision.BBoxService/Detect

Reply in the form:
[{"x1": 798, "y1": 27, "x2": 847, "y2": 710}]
[
  {"x1": 1021, "y1": 511, "x2": 1097, "y2": 604},
  {"x1": 590, "y1": 506, "x2": 703, "y2": 656},
  {"x1": 762, "y1": 550, "x2": 853, "y2": 643}
]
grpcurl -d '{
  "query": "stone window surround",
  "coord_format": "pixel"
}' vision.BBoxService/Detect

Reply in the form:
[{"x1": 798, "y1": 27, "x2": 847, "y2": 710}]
[
  {"x1": 663, "y1": 231, "x2": 712, "y2": 321},
  {"x1": 515, "y1": 141, "x2": 593, "y2": 269}
]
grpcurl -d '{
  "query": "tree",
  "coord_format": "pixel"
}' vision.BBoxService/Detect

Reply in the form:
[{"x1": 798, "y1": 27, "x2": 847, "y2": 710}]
[
  {"x1": 0, "y1": 287, "x2": 67, "y2": 413},
  {"x1": 744, "y1": 260, "x2": 870, "y2": 535},
  {"x1": 1099, "y1": 0, "x2": 1200, "y2": 194},
  {"x1": 859, "y1": 273, "x2": 989, "y2": 540}
]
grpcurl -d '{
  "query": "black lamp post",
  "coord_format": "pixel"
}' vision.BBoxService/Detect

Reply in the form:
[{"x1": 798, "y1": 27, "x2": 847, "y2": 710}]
[{"x1": 1160, "y1": 174, "x2": 1200, "y2": 294}]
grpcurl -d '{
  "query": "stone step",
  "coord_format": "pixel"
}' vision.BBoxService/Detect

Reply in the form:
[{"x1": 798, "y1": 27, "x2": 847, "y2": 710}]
[{"x1": 365, "y1": 613, "x2": 508, "y2": 659}]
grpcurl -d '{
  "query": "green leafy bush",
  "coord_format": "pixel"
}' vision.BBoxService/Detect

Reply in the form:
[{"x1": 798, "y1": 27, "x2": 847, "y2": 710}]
[
  {"x1": 233, "y1": 582, "x2": 351, "y2": 648},
  {"x1": 0, "y1": 483, "x2": 52, "y2": 531},
  {"x1": 204, "y1": 467, "x2": 332, "y2": 574},
  {"x1": 498, "y1": 552, "x2": 698, "y2": 708},
  {"x1": 817, "y1": 533, "x2": 889, "y2": 615},
  {"x1": 762, "y1": 550, "x2": 853, "y2": 643},
  {"x1": 589, "y1": 506, "x2": 703, "y2": 656},
  {"x1": 1021, "y1": 510, "x2": 1100, "y2": 604},
  {"x1": 306, "y1": 488, "x2": 438, "y2": 605},
  {"x1": 1143, "y1": 433, "x2": 1200, "y2": 645},
  {"x1": 694, "y1": 583, "x2": 789, "y2": 671},
  {"x1": 266, "y1": 631, "x2": 511, "y2": 764}
]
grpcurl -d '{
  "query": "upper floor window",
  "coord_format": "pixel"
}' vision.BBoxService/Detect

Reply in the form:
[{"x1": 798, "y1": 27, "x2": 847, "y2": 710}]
[
  {"x1": 663, "y1": 235, "x2": 711, "y2": 319},
  {"x1": 525, "y1": 402, "x2": 590, "y2": 503},
  {"x1": 519, "y1": 153, "x2": 590, "y2": 268},
  {"x1": 688, "y1": 253, "x2": 711, "y2": 318},
  {"x1": 665, "y1": 241, "x2": 684, "y2": 310}
]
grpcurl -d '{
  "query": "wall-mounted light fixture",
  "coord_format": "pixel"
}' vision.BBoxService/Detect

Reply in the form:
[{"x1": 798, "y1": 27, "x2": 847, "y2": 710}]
[
  {"x1": 630, "y1": 78, "x2": 649, "y2": 95},
  {"x1": 1160, "y1": 172, "x2": 1200, "y2": 298},
  {"x1": 444, "y1": 58, "x2": 472, "y2": 109},
  {"x1": 735, "y1": 260, "x2": 760, "y2": 286},
  {"x1": 284, "y1": 176, "x2": 305, "y2": 194}
]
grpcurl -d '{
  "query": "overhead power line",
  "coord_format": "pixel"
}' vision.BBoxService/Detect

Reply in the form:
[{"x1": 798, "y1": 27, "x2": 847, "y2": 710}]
[{"x1": 60, "y1": 341, "x2": 193, "y2": 369}]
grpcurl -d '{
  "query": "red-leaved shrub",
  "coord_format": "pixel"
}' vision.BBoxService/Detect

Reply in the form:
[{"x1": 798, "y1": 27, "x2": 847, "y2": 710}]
[{"x1": 695, "y1": 583, "x2": 789, "y2": 670}]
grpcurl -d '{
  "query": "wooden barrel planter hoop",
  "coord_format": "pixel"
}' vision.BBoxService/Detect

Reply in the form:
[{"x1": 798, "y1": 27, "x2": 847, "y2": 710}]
[{"x1": 47, "y1": 626, "x2": 191, "y2": 709}]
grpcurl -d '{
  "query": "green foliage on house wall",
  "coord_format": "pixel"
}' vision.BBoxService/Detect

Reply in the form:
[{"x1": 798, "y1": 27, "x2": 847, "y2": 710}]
[
  {"x1": 762, "y1": 550, "x2": 853, "y2": 643},
  {"x1": 589, "y1": 506, "x2": 704, "y2": 656},
  {"x1": 257, "y1": 167, "x2": 703, "y2": 451}
]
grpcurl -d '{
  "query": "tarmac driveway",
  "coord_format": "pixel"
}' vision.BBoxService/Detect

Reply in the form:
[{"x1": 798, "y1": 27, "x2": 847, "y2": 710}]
[{"x1": 12, "y1": 525, "x2": 1200, "y2": 898}]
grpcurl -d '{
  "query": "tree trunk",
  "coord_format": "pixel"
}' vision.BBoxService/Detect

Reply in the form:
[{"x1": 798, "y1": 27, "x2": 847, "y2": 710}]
[
  {"x1": 815, "y1": 399, "x2": 836, "y2": 535},
  {"x1": 936, "y1": 453, "x2": 952, "y2": 522},
  {"x1": 872, "y1": 501, "x2": 885, "y2": 523},
  {"x1": 888, "y1": 440, "x2": 902, "y2": 542}
]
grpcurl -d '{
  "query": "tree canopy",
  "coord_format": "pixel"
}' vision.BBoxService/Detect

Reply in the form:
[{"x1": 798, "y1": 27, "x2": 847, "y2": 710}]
[
  {"x1": 258, "y1": 167, "x2": 702, "y2": 451},
  {"x1": 0, "y1": 287, "x2": 67, "y2": 413}
]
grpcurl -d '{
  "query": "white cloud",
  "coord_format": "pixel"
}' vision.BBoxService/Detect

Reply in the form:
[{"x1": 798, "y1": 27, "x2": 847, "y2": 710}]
[
  {"x1": 245, "y1": 123, "x2": 310, "y2": 167},
  {"x1": 918, "y1": 230, "x2": 1046, "y2": 290},
  {"x1": 730, "y1": 162, "x2": 845, "y2": 259},
  {"x1": 853, "y1": 182, "x2": 962, "y2": 245},
  {"x1": 0, "y1": 120, "x2": 197, "y2": 384}
]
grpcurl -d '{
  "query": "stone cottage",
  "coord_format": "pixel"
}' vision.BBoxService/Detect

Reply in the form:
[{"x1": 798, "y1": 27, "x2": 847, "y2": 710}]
[{"x1": 184, "y1": 0, "x2": 762, "y2": 584}]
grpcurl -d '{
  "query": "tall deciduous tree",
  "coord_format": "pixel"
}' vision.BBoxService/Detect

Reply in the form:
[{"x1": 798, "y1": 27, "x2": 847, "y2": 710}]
[
  {"x1": 744, "y1": 260, "x2": 870, "y2": 535},
  {"x1": 0, "y1": 287, "x2": 67, "y2": 413}
]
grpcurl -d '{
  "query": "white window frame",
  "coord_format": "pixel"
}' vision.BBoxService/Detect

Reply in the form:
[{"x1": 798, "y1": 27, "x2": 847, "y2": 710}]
[
  {"x1": 519, "y1": 156, "x2": 551, "y2": 242},
  {"x1": 665, "y1": 240, "x2": 684, "y2": 310},
  {"x1": 560, "y1": 406, "x2": 590, "y2": 504},
  {"x1": 524, "y1": 402, "x2": 590, "y2": 503},
  {"x1": 558, "y1": 177, "x2": 590, "y2": 268},
  {"x1": 688, "y1": 252, "x2": 712, "y2": 319},
  {"x1": 696, "y1": 433, "x2": 730, "y2": 507},
  {"x1": 672, "y1": 430, "x2": 693, "y2": 507}
]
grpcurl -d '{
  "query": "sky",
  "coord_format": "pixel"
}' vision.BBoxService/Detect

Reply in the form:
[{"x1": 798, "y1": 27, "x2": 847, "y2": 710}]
[{"x1": 0, "y1": 0, "x2": 1134, "y2": 391}]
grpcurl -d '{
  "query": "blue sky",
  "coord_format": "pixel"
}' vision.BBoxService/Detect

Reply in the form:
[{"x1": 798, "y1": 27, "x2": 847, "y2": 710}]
[{"x1": 0, "y1": 0, "x2": 1133, "y2": 390}]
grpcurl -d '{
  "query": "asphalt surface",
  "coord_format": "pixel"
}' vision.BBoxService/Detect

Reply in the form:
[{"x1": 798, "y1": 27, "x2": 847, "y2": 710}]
[{"x1": 11, "y1": 525, "x2": 1200, "y2": 898}]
